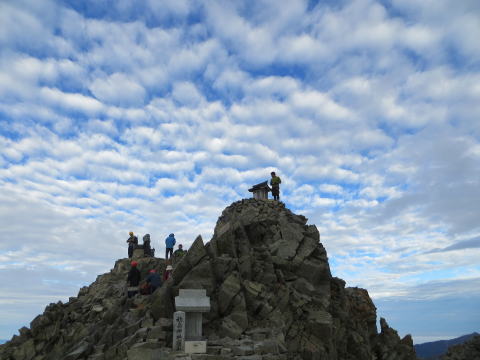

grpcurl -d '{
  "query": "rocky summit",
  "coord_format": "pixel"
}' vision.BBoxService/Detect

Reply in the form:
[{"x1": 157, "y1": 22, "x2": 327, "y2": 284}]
[{"x1": 0, "y1": 199, "x2": 418, "y2": 360}]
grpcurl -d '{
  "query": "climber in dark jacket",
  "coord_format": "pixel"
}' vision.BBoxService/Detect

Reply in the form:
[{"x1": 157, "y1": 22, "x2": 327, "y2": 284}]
[
  {"x1": 127, "y1": 261, "x2": 141, "y2": 298},
  {"x1": 270, "y1": 171, "x2": 282, "y2": 201},
  {"x1": 173, "y1": 244, "x2": 186, "y2": 264},
  {"x1": 143, "y1": 233, "x2": 152, "y2": 256},
  {"x1": 145, "y1": 269, "x2": 162, "y2": 294},
  {"x1": 126, "y1": 231, "x2": 138, "y2": 258}
]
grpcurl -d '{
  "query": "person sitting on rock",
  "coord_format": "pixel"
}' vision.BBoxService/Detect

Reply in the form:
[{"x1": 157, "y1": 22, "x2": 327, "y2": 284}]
[
  {"x1": 165, "y1": 233, "x2": 176, "y2": 260},
  {"x1": 173, "y1": 244, "x2": 186, "y2": 263},
  {"x1": 145, "y1": 269, "x2": 162, "y2": 294},
  {"x1": 163, "y1": 265, "x2": 173, "y2": 281},
  {"x1": 127, "y1": 261, "x2": 141, "y2": 298},
  {"x1": 126, "y1": 231, "x2": 138, "y2": 258},
  {"x1": 270, "y1": 171, "x2": 282, "y2": 201}
]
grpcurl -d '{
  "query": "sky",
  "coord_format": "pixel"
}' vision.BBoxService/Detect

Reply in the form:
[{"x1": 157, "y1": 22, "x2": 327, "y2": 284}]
[{"x1": 0, "y1": 0, "x2": 479, "y2": 344}]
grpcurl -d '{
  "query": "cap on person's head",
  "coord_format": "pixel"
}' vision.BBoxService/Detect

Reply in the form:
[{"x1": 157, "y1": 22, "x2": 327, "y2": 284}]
[
  {"x1": 166, "y1": 265, "x2": 173, "y2": 270},
  {"x1": 129, "y1": 231, "x2": 134, "y2": 235},
  {"x1": 271, "y1": 171, "x2": 276, "y2": 176},
  {"x1": 179, "y1": 244, "x2": 183, "y2": 248},
  {"x1": 131, "y1": 261, "x2": 138, "y2": 267},
  {"x1": 170, "y1": 233, "x2": 174, "y2": 237},
  {"x1": 149, "y1": 269, "x2": 156, "y2": 273}
]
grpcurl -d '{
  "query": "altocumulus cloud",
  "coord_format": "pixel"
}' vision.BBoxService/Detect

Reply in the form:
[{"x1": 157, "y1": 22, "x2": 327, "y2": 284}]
[{"x1": 0, "y1": 0, "x2": 480, "y2": 342}]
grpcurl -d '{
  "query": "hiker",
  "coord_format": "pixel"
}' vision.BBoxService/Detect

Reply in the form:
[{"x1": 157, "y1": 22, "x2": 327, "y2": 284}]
[
  {"x1": 126, "y1": 231, "x2": 138, "y2": 258},
  {"x1": 127, "y1": 261, "x2": 141, "y2": 298},
  {"x1": 145, "y1": 269, "x2": 162, "y2": 294},
  {"x1": 163, "y1": 265, "x2": 173, "y2": 281},
  {"x1": 270, "y1": 171, "x2": 282, "y2": 201},
  {"x1": 165, "y1": 233, "x2": 176, "y2": 260},
  {"x1": 173, "y1": 244, "x2": 186, "y2": 264},
  {"x1": 143, "y1": 234, "x2": 152, "y2": 257}
]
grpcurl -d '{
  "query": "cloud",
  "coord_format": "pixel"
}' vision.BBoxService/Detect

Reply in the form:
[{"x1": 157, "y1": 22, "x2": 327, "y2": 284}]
[
  {"x1": 172, "y1": 82, "x2": 203, "y2": 107},
  {"x1": 428, "y1": 236, "x2": 480, "y2": 253},
  {"x1": 40, "y1": 87, "x2": 104, "y2": 114},
  {"x1": 90, "y1": 73, "x2": 146, "y2": 107}
]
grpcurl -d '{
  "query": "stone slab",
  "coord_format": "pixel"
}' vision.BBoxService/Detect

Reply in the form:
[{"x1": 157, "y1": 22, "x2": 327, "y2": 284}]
[
  {"x1": 185, "y1": 340, "x2": 207, "y2": 354},
  {"x1": 175, "y1": 289, "x2": 211, "y2": 312},
  {"x1": 173, "y1": 311, "x2": 186, "y2": 351},
  {"x1": 175, "y1": 298, "x2": 211, "y2": 312},
  {"x1": 186, "y1": 312, "x2": 203, "y2": 340},
  {"x1": 179, "y1": 289, "x2": 207, "y2": 297}
]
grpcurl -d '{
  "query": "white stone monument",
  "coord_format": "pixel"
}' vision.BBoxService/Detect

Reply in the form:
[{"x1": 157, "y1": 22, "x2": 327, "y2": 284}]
[
  {"x1": 172, "y1": 311, "x2": 185, "y2": 352},
  {"x1": 174, "y1": 289, "x2": 211, "y2": 353}
]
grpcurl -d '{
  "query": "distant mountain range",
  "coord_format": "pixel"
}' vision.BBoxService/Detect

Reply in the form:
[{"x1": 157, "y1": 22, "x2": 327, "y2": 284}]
[{"x1": 415, "y1": 332, "x2": 479, "y2": 359}]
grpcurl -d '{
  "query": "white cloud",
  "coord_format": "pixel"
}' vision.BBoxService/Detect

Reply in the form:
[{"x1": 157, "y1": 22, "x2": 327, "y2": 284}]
[
  {"x1": 90, "y1": 73, "x2": 146, "y2": 107},
  {"x1": 40, "y1": 87, "x2": 104, "y2": 114},
  {"x1": 172, "y1": 81, "x2": 203, "y2": 107},
  {"x1": 319, "y1": 184, "x2": 344, "y2": 194}
]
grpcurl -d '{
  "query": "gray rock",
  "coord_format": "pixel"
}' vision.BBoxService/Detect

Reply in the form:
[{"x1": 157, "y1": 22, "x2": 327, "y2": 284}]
[
  {"x1": 147, "y1": 326, "x2": 167, "y2": 340},
  {"x1": 126, "y1": 342, "x2": 167, "y2": 360},
  {"x1": 176, "y1": 260, "x2": 215, "y2": 296},
  {"x1": 150, "y1": 284, "x2": 174, "y2": 321},
  {"x1": 64, "y1": 341, "x2": 92, "y2": 360},
  {"x1": 185, "y1": 235, "x2": 208, "y2": 268},
  {"x1": 218, "y1": 273, "x2": 242, "y2": 315},
  {"x1": 441, "y1": 334, "x2": 480, "y2": 360}
]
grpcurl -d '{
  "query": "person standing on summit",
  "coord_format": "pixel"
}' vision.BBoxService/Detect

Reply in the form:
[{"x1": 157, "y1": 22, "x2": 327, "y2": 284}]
[
  {"x1": 270, "y1": 171, "x2": 282, "y2": 201},
  {"x1": 126, "y1": 231, "x2": 138, "y2": 258},
  {"x1": 165, "y1": 233, "x2": 176, "y2": 260}
]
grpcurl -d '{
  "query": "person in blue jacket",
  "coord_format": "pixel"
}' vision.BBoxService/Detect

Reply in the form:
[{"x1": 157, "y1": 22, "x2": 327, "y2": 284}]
[
  {"x1": 145, "y1": 269, "x2": 162, "y2": 294},
  {"x1": 165, "y1": 233, "x2": 176, "y2": 260}
]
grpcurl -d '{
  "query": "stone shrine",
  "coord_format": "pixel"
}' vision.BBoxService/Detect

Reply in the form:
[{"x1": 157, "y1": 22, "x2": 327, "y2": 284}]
[
  {"x1": 174, "y1": 289, "x2": 211, "y2": 353},
  {"x1": 248, "y1": 180, "x2": 271, "y2": 200}
]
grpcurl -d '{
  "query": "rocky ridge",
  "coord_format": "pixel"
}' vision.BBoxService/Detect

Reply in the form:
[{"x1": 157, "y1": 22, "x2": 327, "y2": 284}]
[
  {"x1": 0, "y1": 199, "x2": 417, "y2": 360},
  {"x1": 440, "y1": 335, "x2": 480, "y2": 360}
]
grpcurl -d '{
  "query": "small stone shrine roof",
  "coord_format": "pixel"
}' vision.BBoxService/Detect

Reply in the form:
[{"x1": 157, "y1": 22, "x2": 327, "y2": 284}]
[
  {"x1": 175, "y1": 289, "x2": 210, "y2": 312},
  {"x1": 248, "y1": 180, "x2": 271, "y2": 192}
]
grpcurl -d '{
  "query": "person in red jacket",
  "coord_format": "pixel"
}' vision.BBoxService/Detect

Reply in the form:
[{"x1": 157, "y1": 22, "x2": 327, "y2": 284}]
[{"x1": 127, "y1": 261, "x2": 140, "y2": 298}]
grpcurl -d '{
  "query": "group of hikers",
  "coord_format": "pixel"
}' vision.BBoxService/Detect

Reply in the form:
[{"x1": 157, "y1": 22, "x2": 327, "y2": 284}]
[
  {"x1": 126, "y1": 232, "x2": 185, "y2": 261},
  {"x1": 124, "y1": 171, "x2": 282, "y2": 298},
  {"x1": 126, "y1": 232, "x2": 154, "y2": 258},
  {"x1": 125, "y1": 231, "x2": 186, "y2": 298}
]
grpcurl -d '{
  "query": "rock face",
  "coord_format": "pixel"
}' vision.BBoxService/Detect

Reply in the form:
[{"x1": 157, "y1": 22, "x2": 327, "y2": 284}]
[
  {"x1": 0, "y1": 199, "x2": 418, "y2": 360},
  {"x1": 440, "y1": 335, "x2": 480, "y2": 360}
]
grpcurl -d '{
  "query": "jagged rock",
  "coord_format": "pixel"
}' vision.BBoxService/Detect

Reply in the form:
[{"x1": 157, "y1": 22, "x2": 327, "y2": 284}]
[
  {"x1": 150, "y1": 285, "x2": 174, "y2": 320},
  {"x1": 218, "y1": 273, "x2": 242, "y2": 314},
  {"x1": 126, "y1": 342, "x2": 168, "y2": 360},
  {"x1": 0, "y1": 199, "x2": 418, "y2": 360},
  {"x1": 441, "y1": 335, "x2": 480, "y2": 360},
  {"x1": 176, "y1": 259, "x2": 216, "y2": 295},
  {"x1": 64, "y1": 340, "x2": 92, "y2": 360}
]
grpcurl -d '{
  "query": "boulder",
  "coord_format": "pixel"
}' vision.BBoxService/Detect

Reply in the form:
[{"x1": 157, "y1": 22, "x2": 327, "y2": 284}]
[{"x1": 126, "y1": 342, "x2": 168, "y2": 360}]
